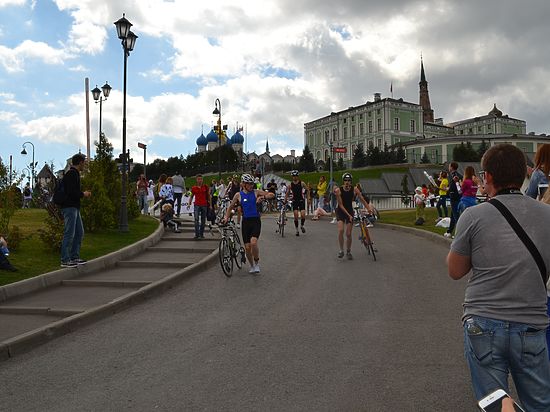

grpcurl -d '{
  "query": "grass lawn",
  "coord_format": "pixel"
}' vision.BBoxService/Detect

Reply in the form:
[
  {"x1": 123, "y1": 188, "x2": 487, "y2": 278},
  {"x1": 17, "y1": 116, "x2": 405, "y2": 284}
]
[
  {"x1": 379, "y1": 206, "x2": 450, "y2": 236},
  {"x1": 2, "y1": 209, "x2": 159, "y2": 286}
]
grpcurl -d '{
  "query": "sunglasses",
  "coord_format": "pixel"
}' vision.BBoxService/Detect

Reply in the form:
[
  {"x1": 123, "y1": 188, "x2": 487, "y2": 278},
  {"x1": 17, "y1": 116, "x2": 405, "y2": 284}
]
[
  {"x1": 343, "y1": 179, "x2": 352, "y2": 182},
  {"x1": 479, "y1": 171, "x2": 486, "y2": 180}
]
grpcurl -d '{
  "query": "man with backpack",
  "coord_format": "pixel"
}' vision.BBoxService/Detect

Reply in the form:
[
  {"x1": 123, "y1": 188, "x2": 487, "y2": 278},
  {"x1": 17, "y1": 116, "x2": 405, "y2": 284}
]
[
  {"x1": 59, "y1": 153, "x2": 91, "y2": 268},
  {"x1": 22, "y1": 183, "x2": 32, "y2": 208}
]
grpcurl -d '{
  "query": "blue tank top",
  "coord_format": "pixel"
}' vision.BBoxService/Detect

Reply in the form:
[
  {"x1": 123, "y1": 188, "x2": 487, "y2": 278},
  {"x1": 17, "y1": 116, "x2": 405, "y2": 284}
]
[{"x1": 240, "y1": 190, "x2": 259, "y2": 218}]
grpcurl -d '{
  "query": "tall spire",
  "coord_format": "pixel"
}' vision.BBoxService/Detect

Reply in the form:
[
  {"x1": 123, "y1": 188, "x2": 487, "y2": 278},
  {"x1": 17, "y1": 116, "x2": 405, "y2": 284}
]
[
  {"x1": 265, "y1": 138, "x2": 270, "y2": 155},
  {"x1": 419, "y1": 55, "x2": 434, "y2": 124}
]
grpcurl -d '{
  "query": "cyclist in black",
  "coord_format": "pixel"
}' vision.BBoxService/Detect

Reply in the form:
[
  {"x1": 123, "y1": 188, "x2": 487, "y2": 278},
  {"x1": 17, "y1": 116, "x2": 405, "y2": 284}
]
[
  {"x1": 284, "y1": 170, "x2": 307, "y2": 236},
  {"x1": 335, "y1": 172, "x2": 372, "y2": 260}
]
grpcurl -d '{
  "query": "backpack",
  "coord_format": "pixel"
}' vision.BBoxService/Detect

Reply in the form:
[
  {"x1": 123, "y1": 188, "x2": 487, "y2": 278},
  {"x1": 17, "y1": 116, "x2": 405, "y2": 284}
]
[
  {"x1": 52, "y1": 178, "x2": 67, "y2": 206},
  {"x1": 24, "y1": 187, "x2": 31, "y2": 197}
]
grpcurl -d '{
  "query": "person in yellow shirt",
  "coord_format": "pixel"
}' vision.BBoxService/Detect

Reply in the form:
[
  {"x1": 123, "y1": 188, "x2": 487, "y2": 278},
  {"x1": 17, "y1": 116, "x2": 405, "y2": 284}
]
[
  {"x1": 317, "y1": 175, "x2": 328, "y2": 210},
  {"x1": 436, "y1": 171, "x2": 449, "y2": 222}
]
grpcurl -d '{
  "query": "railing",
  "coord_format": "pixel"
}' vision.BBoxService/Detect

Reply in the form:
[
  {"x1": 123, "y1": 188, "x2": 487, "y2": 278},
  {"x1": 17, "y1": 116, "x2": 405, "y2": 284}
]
[{"x1": 367, "y1": 194, "x2": 415, "y2": 211}]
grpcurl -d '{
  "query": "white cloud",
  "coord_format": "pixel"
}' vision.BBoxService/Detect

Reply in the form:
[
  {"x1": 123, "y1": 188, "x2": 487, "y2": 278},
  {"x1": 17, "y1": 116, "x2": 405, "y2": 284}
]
[
  {"x1": 0, "y1": 0, "x2": 25, "y2": 8},
  {"x1": 0, "y1": 40, "x2": 70, "y2": 72}
]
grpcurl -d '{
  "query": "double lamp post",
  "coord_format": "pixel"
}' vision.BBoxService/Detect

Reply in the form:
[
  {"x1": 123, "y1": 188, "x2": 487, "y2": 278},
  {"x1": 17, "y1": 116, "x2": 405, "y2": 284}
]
[
  {"x1": 114, "y1": 13, "x2": 138, "y2": 232},
  {"x1": 91, "y1": 81, "x2": 112, "y2": 142},
  {"x1": 21, "y1": 141, "x2": 36, "y2": 190}
]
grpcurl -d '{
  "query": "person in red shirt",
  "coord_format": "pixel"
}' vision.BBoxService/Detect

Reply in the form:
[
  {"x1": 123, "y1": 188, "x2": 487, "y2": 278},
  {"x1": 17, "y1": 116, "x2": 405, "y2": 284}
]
[{"x1": 189, "y1": 174, "x2": 210, "y2": 239}]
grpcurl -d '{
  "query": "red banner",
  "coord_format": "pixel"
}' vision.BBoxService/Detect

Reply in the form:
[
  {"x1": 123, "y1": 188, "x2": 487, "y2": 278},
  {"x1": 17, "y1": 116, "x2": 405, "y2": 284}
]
[
  {"x1": 137, "y1": 142, "x2": 147, "y2": 149},
  {"x1": 333, "y1": 147, "x2": 347, "y2": 153}
]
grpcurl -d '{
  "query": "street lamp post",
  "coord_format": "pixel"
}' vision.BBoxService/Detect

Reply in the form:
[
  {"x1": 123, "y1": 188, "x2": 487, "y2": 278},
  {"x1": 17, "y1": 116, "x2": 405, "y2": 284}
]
[
  {"x1": 21, "y1": 141, "x2": 36, "y2": 190},
  {"x1": 114, "y1": 13, "x2": 138, "y2": 233},
  {"x1": 213, "y1": 98, "x2": 222, "y2": 180},
  {"x1": 91, "y1": 82, "x2": 112, "y2": 143}
]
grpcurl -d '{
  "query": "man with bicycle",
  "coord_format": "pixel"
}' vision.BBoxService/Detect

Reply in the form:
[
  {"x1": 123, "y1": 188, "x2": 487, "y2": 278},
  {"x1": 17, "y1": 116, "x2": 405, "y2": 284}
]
[
  {"x1": 222, "y1": 174, "x2": 275, "y2": 274},
  {"x1": 335, "y1": 172, "x2": 372, "y2": 260},
  {"x1": 284, "y1": 170, "x2": 307, "y2": 236}
]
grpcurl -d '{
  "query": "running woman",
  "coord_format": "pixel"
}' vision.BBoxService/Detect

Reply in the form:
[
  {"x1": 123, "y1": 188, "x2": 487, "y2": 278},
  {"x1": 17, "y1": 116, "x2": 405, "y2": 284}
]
[
  {"x1": 335, "y1": 172, "x2": 372, "y2": 260},
  {"x1": 284, "y1": 170, "x2": 307, "y2": 236},
  {"x1": 222, "y1": 174, "x2": 275, "y2": 274}
]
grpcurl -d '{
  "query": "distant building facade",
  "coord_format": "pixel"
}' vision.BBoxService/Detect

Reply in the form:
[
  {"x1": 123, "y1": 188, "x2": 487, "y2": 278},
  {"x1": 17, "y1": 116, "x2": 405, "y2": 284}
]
[{"x1": 304, "y1": 58, "x2": 549, "y2": 165}]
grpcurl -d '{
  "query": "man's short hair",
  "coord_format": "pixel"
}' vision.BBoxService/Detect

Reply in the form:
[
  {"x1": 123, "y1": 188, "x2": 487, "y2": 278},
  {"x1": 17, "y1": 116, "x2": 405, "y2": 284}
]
[
  {"x1": 196, "y1": 174, "x2": 202, "y2": 178},
  {"x1": 71, "y1": 153, "x2": 86, "y2": 166},
  {"x1": 449, "y1": 161, "x2": 459, "y2": 170},
  {"x1": 481, "y1": 144, "x2": 526, "y2": 189}
]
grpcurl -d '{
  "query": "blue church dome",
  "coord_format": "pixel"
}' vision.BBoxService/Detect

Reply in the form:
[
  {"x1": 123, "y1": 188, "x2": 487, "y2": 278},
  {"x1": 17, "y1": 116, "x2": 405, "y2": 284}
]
[
  {"x1": 231, "y1": 131, "x2": 244, "y2": 144},
  {"x1": 206, "y1": 129, "x2": 218, "y2": 143},
  {"x1": 196, "y1": 133, "x2": 207, "y2": 146}
]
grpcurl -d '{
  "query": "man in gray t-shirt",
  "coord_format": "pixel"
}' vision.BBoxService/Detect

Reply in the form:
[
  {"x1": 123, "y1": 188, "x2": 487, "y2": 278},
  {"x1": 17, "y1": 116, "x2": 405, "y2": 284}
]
[
  {"x1": 171, "y1": 172, "x2": 186, "y2": 217},
  {"x1": 447, "y1": 144, "x2": 550, "y2": 411}
]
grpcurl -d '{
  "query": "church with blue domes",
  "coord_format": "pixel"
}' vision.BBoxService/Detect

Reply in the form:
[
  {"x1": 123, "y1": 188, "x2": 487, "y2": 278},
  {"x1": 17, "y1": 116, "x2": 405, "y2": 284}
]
[{"x1": 196, "y1": 128, "x2": 244, "y2": 153}]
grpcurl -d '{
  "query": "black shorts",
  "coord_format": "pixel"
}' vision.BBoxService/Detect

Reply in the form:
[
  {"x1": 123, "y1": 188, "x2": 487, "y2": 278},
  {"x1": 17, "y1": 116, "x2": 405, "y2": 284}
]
[
  {"x1": 241, "y1": 217, "x2": 261, "y2": 243},
  {"x1": 292, "y1": 199, "x2": 305, "y2": 211},
  {"x1": 336, "y1": 208, "x2": 352, "y2": 224}
]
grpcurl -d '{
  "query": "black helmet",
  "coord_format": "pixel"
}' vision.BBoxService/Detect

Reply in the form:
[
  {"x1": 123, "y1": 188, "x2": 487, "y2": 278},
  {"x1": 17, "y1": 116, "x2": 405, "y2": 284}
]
[
  {"x1": 291, "y1": 170, "x2": 299, "y2": 177},
  {"x1": 342, "y1": 172, "x2": 353, "y2": 181}
]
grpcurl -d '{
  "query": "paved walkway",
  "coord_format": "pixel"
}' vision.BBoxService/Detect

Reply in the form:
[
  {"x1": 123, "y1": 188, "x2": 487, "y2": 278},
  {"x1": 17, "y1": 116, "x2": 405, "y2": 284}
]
[{"x1": 0, "y1": 217, "x2": 219, "y2": 360}]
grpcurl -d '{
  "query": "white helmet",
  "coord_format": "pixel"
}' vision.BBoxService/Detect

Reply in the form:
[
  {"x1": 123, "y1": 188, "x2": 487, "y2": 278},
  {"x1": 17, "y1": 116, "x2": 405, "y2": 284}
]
[
  {"x1": 241, "y1": 173, "x2": 255, "y2": 183},
  {"x1": 291, "y1": 170, "x2": 299, "y2": 176}
]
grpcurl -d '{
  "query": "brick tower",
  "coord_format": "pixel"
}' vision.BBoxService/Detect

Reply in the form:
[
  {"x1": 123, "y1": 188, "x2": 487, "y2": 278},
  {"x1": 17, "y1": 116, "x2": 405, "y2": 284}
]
[{"x1": 419, "y1": 57, "x2": 434, "y2": 123}]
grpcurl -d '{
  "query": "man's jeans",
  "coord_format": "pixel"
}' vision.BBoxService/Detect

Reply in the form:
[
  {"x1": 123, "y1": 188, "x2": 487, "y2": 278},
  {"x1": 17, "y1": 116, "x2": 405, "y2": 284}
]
[
  {"x1": 173, "y1": 192, "x2": 183, "y2": 215},
  {"x1": 194, "y1": 205, "x2": 207, "y2": 237},
  {"x1": 464, "y1": 315, "x2": 550, "y2": 411},
  {"x1": 447, "y1": 198, "x2": 460, "y2": 234},
  {"x1": 61, "y1": 207, "x2": 84, "y2": 263},
  {"x1": 138, "y1": 193, "x2": 148, "y2": 214}
]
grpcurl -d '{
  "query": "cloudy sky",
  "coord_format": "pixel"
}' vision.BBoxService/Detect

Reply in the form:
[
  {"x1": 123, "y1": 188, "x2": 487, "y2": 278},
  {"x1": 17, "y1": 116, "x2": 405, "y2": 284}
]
[{"x1": 2, "y1": 0, "x2": 550, "y2": 177}]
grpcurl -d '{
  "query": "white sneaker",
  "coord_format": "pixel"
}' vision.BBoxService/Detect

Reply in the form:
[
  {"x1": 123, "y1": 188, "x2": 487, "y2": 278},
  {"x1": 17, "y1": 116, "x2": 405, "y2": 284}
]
[
  {"x1": 366, "y1": 223, "x2": 373, "y2": 228},
  {"x1": 254, "y1": 264, "x2": 260, "y2": 273},
  {"x1": 330, "y1": 218, "x2": 337, "y2": 224},
  {"x1": 249, "y1": 265, "x2": 256, "y2": 273},
  {"x1": 444, "y1": 232, "x2": 452, "y2": 238},
  {"x1": 236, "y1": 223, "x2": 241, "y2": 229}
]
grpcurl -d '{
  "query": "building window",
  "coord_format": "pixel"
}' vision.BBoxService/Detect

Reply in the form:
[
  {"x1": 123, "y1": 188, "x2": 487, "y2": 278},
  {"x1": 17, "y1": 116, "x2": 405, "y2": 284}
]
[
  {"x1": 376, "y1": 109, "x2": 381, "y2": 115},
  {"x1": 377, "y1": 138, "x2": 382, "y2": 147},
  {"x1": 351, "y1": 125, "x2": 356, "y2": 137},
  {"x1": 351, "y1": 116, "x2": 355, "y2": 122},
  {"x1": 359, "y1": 123, "x2": 364, "y2": 135},
  {"x1": 410, "y1": 119, "x2": 416, "y2": 133},
  {"x1": 368, "y1": 121, "x2": 373, "y2": 133},
  {"x1": 377, "y1": 118, "x2": 382, "y2": 131},
  {"x1": 487, "y1": 124, "x2": 492, "y2": 130},
  {"x1": 460, "y1": 130, "x2": 464, "y2": 135},
  {"x1": 478, "y1": 126, "x2": 482, "y2": 132},
  {"x1": 332, "y1": 128, "x2": 337, "y2": 141},
  {"x1": 368, "y1": 111, "x2": 372, "y2": 117},
  {"x1": 343, "y1": 127, "x2": 347, "y2": 139},
  {"x1": 359, "y1": 114, "x2": 363, "y2": 119},
  {"x1": 343, "y1": 118, "x2": 347, "y2": 124},
  {"x1": 324, "y1": 130, "x2": 329, "y2": 142},
  {"x1": 393, "y1": 117, "x2": 399, "y2": 131},
  {"x1": 468, "y1": 128, "x2": 473, "y2": 134}
]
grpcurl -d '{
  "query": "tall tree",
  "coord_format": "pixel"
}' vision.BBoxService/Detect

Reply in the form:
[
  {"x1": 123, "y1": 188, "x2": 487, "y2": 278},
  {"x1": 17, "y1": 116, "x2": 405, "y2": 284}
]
[
  {"x1": 352, "y1": 143, "x2": 368, "y2": 168},
  {"x1": 298, "y1": 145, "x2": 316, "y2": 172}
]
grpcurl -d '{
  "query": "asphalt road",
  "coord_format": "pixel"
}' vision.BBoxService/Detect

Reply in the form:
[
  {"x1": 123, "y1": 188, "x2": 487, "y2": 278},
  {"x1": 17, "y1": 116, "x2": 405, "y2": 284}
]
[{"x1": 0, "y1": 217, "x2": 475, "y2": 411}]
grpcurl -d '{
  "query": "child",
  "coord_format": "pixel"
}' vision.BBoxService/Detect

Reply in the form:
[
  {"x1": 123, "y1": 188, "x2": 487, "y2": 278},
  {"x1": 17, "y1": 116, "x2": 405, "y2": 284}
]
[
  {"x1": 414, "y1": 186, "x2": 426, "y2": 225},
  {"x1": 0, "y1": 236, "x2": 9, "y2": 256},
  {"x1": 0, "y1": 236, "x2": 16, "y2": 272},
  {"x1": 160, "y1": 203, "x2": 181, "y2": 233}
]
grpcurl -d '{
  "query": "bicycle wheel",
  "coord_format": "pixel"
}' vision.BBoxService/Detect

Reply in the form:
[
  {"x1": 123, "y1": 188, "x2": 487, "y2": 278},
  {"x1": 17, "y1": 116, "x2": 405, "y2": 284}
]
[
  {"x1": 219, "y1": 237, "x2": 233, "y2": 277},
  {"x1": 232, "y1": 233, "x2": 244, "y2": 269},
  {"x1": 362, "y1": 226, "x2": 376, "y2": 261}
]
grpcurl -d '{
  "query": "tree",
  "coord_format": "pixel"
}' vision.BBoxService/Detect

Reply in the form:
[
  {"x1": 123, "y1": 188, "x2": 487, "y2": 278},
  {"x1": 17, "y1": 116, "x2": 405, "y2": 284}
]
[
  {"x1": 477, "y1": 139, "x2": 489, "y2": 160},
  {"x1": 337, "y1": 157, "x2": 344, "y2": 170},
  {"x1": 400, "y1": 174, "x2": 411, "y2": 207},
  {"x1": 366, "y1": 143, "x2": 383, "y2": 165},
  {"x1": 395, "y1": 143, "x2": 407, "y2": 163},
  {"x1": 453, "y1": 141, "x2": 478, "y2": 162},
  {"x1": 324, "y1": 156, "x2": 332, "y2": 171},
  {"x1": 298, "y1": 145, "x2": 316, "y2": 172},
  {"x1": 352, "y1": 143, "x2": 368, "y2": 168}
]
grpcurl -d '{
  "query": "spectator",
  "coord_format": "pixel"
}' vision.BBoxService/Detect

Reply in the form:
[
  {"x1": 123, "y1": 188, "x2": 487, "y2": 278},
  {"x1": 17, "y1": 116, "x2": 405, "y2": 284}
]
[
  {"x1": 447, "y1": 144, "x2": 550, "y2": 411},
  {"x1": 136, "y1": 174, "x2": 148, "y2": 215},
  {"x1": 210, "y1": 179, "x2": 218, "y2": 211},
  {"x1": 435, "y1": 171, "x2": 449, "y2": 221},
  {"x1": 60, "y1": 153, "x2": 91, "y2": 268},
  {"x1": 22, "y1": 183, "x2": 32, "y2": 208},
  {"x1": 413, "y1": 186, "x2": 426, "y2": 225},
  {"x1": 189, "y1": 174, "x2": 210, "y2": 239},
  {"x1": 172, "y1": 171, "x2": 186, "y2": 217},
  {"x1": 155, "y1": 174, "x2": 167, "y2": 203},
  {"x1": 526, "y1": 143, "x2": 550, "y2": 200},
  {"x1": 217, "y1": 179, "x2": 226, "y2": 200},
  {"x1": 0, "y1": 235, "x2": 16, "y2": 272},
  {"x1": 457, "y1": 166, "x2": 479, "y2": 216},
  {"x1": 266, "y1": 178, "x2": 278, "y2": 211},
  {"x1": 160, "y1": 203, "x2": 180, "y2": 233},
  {"x1": 159, "y1": 176, "x2": 174, "y2": 206},
  {"x1": 311, "y1": 206, "x2": 330, "y2": 220},
  {"x1": 317, "y1": 176, "x2": 327, "y2": 210},
  {"x1": 146, "y1": 179, "x2": 155, "y2": 213},
  {"x1": 445, "y1": 162, "x2": 463, "y2": 237}
]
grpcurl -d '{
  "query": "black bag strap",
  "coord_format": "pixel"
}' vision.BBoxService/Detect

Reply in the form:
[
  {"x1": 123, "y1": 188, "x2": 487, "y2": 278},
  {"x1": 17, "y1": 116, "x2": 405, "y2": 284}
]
[{"x1": 489, "y1": 198, "x2": 548, "y2": 286}]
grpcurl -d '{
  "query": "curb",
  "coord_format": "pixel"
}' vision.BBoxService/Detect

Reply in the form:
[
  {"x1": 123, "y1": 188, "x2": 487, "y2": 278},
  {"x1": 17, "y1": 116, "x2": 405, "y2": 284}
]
[
  {"x1": 375, "y1": 222, "x2": 453, "y2": 246},
  {"x1": 0, "y1": 222, "x2": 165, "y2": 303},
  {"x1": 0, "y1": 245, "x2": 219, "y2": 360}
]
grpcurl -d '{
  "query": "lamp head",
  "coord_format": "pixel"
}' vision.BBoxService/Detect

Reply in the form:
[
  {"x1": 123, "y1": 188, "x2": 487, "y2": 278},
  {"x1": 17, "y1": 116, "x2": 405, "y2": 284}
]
[
  {"x1": 114, "y1": 13, "x2": 132, "y2": 40},
  {"x1": 91, "y1": 86, "x2": 101, "y2": 102},
  {"x1": 101, "y1": 82, "x2": 112, "y2": 98},
  {"x1": 125, "y1": 31, "x2": 138, "y2": 52},
  {"x1": 21, "y1": 148, "x2": 27, "y2": 155}
]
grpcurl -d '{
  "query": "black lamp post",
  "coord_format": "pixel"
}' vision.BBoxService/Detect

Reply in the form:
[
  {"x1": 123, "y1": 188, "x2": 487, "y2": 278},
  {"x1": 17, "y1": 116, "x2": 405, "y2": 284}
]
[
  {"x1": 21, "y1": 141, "x2": 36, "y2": 190},
  {"x1": 91, "y1": 82, "x2": 112, "y2": 143},
  {"x1": 114, "y1": 13, "x2": 138, "y2": 233},
  {"x1": 213, "y1": 98, "x2": 222, "y2": 180}
]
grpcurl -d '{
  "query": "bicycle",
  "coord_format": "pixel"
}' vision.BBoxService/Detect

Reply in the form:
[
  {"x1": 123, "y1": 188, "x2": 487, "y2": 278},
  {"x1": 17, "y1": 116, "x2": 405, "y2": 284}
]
[
  {"x1": 275, "y1": 198, "x2": 291, "y2": 237},
  {"x1": 218, "y1": 220, "x2": 246, "y2": 277},
  {"x1": 354, "y1": 207, "x2": 377, "y2": 261}
]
